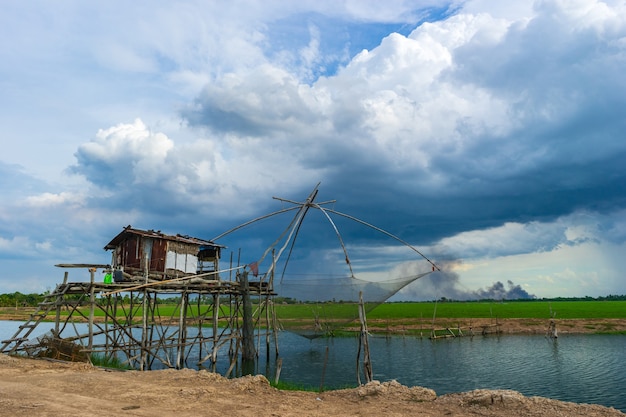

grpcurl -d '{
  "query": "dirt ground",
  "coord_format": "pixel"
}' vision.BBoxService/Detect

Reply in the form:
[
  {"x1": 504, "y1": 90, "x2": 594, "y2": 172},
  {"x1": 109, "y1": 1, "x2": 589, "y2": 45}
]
[
  {"x1": 366, "y1": 317, "x2": 626, "y2": 336},
  {"x1": 0, "y1": 354, "x2": 624, "y2": 417},
  {"x1": 1, "y1": 316, "x2": 625, "y2": 416}
]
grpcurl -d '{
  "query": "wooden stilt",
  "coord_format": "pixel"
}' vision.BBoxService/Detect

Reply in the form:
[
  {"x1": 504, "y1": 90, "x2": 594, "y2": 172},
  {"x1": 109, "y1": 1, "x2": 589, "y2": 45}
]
[
  {"x1": 88, "y1": 269, "x2": 95, "y2": 350},
  {"x1": 177, "y1": 292, "x2": 187, "y2": 368},
  {"x1": 241, "y1": 271, "x2": 256, "y2": 365},
  {"x1": 55, "y1": 272, "x2": 68, "y2": 336},
  {"x1": 358, "y1": 292, "x2": 373, "y2": 384},
  {"x1": 212, "y1": 293, "x2": 219, "y2": 370}
]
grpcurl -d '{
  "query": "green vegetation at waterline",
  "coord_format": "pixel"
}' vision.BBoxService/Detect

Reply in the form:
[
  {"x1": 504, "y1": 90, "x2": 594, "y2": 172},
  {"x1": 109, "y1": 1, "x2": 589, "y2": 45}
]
[
  {"x1": 89, "y1": 354, "x2": 133, "y2": 370},
  {"x1": 270, "y1": 380, "x2": 317, "y2": 392},
  {"x1": 270, "y1": 379, "x2": 356, "y2": 392}
]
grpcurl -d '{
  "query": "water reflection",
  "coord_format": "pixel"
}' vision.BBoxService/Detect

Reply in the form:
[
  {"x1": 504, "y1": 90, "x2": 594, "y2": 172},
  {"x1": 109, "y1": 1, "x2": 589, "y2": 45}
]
[{"x1": 270, "y1": 333, "x2": 625, "y2": 412}]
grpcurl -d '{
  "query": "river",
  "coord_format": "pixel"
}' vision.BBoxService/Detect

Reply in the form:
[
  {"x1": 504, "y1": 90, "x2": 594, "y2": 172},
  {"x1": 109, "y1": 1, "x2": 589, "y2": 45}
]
[{"x1": 1, "y1": 321, "x2": 624, "y2": 412}]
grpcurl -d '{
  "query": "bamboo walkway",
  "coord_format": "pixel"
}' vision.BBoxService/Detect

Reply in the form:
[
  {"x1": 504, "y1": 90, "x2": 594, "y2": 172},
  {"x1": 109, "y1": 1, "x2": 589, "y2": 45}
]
[{"x1": 1, "y1": 269, "x2": 278, "y2": 373}]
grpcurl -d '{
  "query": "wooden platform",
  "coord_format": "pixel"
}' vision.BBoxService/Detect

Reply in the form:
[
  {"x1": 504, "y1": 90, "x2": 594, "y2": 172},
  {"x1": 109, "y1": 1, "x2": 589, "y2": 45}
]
[{"x1": 1, "y1": 271, "x2": 278, "y2": 373}]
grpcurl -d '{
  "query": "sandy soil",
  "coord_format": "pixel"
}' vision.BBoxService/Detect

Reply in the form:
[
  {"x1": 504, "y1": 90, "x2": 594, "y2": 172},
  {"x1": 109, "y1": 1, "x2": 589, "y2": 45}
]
[
  {"x1": 0, "y1": 354, "x2": 623, "y2": 417},
  {"x1": 366, "y1": 317, "x2": 626, "y2": 335}
]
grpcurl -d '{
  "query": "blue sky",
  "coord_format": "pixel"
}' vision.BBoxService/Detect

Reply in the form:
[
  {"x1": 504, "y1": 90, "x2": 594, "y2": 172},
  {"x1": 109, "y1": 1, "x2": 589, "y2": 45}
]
[{"x1": 1, "y1": 0, "x2": 625, "y2": 300}]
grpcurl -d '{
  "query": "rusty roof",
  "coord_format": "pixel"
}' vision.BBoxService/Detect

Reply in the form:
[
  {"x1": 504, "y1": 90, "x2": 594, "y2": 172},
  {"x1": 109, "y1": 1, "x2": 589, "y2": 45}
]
[{"x1": 104, "y1": 226, "x2": 224, "y2": 250}]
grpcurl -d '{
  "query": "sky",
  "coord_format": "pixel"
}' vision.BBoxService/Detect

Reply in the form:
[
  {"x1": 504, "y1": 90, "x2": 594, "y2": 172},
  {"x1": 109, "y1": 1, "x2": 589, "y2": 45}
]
[{"x1": 1, "y1": 0, "x2": 625, "y2": 301}]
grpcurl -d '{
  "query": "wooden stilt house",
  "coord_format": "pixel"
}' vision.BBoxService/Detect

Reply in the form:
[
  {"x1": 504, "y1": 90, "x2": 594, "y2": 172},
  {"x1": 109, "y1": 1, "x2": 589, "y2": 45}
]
[{"x1": 104, "y1": 226, "x2": 223, "y2": 282}]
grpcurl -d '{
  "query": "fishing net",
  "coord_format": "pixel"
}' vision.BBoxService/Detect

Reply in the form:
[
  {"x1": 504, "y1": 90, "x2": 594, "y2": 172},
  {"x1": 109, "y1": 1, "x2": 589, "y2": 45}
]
[
  {"x1": 22, "y1": 331, "x2": 90, "y2": 362},
  {"x1": 272, "y1": 273, "x2": 432, "y2": 338},
  {"x1": 213, "y1": 184, "x2": 437, "y2": 338}
]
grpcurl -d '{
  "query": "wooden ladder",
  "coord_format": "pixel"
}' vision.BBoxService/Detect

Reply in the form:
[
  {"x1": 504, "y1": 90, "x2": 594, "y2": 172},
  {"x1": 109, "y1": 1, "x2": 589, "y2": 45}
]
[{"x1": 0, "y1": 283, "x2": 70, "y2": 354}]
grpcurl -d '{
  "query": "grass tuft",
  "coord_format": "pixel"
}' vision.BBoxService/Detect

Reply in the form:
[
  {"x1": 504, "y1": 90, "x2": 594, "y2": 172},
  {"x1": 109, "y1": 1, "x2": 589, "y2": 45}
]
[{"x1": 90, "y1": 354, "x2": 133, "y2": 370}]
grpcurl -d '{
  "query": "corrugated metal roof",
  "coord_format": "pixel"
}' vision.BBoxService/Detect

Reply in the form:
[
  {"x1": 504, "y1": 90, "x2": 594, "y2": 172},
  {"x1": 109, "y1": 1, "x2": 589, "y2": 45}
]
[{"x1": 104, "y1": 226, "x2": 225, "y2": 250}]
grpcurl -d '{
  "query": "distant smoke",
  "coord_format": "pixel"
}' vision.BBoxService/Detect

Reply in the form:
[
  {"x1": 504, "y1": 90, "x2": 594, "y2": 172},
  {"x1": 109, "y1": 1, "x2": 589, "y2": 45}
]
[
  {"x1": 394, "y1": 262, "x2": 536, "y2": 301},
  {"x1": 474, "y1": 280, "x2": 535, "y2": 300}
]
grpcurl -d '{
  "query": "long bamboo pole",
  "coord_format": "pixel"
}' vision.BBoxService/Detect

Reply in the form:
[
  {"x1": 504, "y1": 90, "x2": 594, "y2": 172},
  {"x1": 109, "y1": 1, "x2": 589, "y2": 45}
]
[
  {"x1": 88, "y1": 269, "x2": 95, "y2": 350},
  {"x1": 55, "y1": 272, "x2": 68, "y2": 336},
  {"x1": 241, "y1": 271, "x2": 255, "y2": 362},
  {"x1": 212, "y1": 293, "x2": 219, "y2": 371},
  {"x1": 140, "y1": 255, "x2": 149, "y2": 371},
  {"x1": 358, "y1": 291, "x2": 372, "y2": 384},
  {"x1": 177, "y1": 292, "x2": 187, "y2": 368}
]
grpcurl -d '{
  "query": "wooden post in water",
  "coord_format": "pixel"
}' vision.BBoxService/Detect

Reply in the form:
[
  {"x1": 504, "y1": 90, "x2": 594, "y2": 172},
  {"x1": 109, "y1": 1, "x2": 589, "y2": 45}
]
[
  {"x1": 212, "y1": 292, "x2": 219, "y2": 371},
  {"x1": 228, "y1": 252, "x2": 236, "y2": 359},
  {"x1": 358, "y1": 291, "x2": 373, "y2": 384},
  {"x1": 197, "y1": 296, "x2": 203, "y2": 367},
  {"x1": 547, "y1": 319, "x2": 558, "y2": 339},
  {"x1": 547, "y1": 305, "x2": 558, "y2": 339},
  {"x1": 241, "y1": 270, "x2": 256, "y2": 369},
  {"x1": 88, "y1": 268, "x2": 95, "y2": 350},
  {"x1": 320, "y1": 346, "x2": 329, "y2": 393},
  {"x1": 55, "y1": 271, "x2": 69, "y2": 336},
  {"x1": 274, "y1": 357, "x2": 282, "y2": 384},
  {"x1": 177, "y1": 292, "x2": 188, "y2": 368},
  {"x1": 104, "y1": 293, "x2": 110, "y2": 359},
  {"x1": 271, "y1": 249, "x2": 279, "y2": 357},
  {"x1": 265, "y1": 297, "x2": 271, "y2": 362},
  {"x1": 140, "y1": 255, "x2": 149, "y2": 371}
]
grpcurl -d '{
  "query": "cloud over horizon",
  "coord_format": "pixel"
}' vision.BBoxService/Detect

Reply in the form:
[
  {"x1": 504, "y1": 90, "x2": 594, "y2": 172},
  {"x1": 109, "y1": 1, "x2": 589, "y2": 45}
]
[{"x1": 1, "y1": 0, "x2": 625, "y2": 298}]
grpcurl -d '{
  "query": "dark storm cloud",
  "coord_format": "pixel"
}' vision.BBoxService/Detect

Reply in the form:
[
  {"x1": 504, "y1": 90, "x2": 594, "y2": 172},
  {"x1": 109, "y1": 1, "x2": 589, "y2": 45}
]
[
  {"x1": 4, "y1": 1, "x2": 626, "y2": 298},
  {"x1": 65, "y1": 3, "x2": 626, "y2": 272},
  {"x1": 225, "y1": 4, "x2": 626, "y2": 253}
]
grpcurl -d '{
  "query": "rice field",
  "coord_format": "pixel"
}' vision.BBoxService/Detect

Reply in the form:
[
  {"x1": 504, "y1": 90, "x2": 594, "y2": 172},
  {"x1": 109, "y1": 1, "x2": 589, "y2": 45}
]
[
  {"x1": 19, "y1": 299, "x2": 623, "y2": 325},
  {"x1": 273, "y1": 300, "x2": 626, "y2": 322}
]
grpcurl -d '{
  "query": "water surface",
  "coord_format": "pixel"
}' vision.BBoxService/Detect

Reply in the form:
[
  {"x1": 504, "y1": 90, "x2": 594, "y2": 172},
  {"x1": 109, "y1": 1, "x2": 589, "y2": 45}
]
[{"x1": 1, "y1": 321, "x2": 624, "y2": 411}]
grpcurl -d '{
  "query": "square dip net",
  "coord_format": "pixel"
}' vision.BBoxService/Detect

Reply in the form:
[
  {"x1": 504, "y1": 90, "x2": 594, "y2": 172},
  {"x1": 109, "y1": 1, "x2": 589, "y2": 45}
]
[{"x1": 212, "y1": 184, "x2": 438, "y2": 339}]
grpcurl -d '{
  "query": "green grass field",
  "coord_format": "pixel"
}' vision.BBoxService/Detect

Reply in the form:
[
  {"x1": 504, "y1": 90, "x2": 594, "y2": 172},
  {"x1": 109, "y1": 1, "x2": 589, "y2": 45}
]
[
  {"x1": 272, "y1": 300, "x2": 626, "y2": 320},
  {"x1": 82, "y1": 300, "x2": 626, "y2": 320},
  {"x1": 23, "y1": 300, "x2": 621, "y2": 331}
]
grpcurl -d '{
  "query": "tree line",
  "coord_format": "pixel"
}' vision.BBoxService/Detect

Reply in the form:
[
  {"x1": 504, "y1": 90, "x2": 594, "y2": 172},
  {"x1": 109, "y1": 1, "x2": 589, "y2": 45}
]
[{"x1": 0, "y1": 291, "x2": 215, "y2": 308}]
